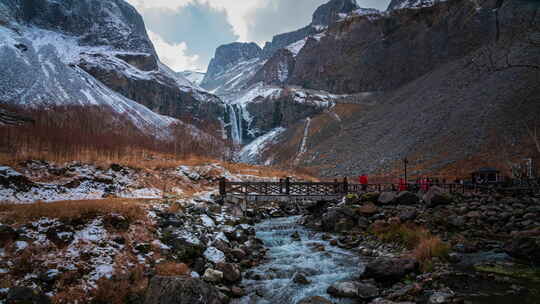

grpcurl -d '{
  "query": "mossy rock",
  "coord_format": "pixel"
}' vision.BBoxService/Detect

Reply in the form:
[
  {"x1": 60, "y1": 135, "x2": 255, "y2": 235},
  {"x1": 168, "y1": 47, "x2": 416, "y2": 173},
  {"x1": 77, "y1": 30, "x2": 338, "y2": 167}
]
[
  {"x1": 345, "y1": 193, "x2": 359, "y2": 204},
  {"x1": 475, "y1": 264, "x2": 540, "y2": 283}
]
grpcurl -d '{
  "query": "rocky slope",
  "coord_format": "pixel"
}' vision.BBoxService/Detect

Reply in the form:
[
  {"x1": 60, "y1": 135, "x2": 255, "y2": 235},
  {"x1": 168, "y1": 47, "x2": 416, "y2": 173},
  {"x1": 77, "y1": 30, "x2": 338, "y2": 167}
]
[
  {"x1": 0, "y1": 0, "x2": 225, "y2": 134},
  {"x1": 253, "y1": 0, "x2": 540, "y2": 175}
]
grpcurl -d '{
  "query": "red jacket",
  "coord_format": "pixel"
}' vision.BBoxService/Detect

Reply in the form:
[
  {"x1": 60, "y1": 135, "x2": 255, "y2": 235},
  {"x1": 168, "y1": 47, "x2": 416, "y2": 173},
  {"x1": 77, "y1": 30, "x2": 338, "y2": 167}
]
[
  {"x1": 359, "y1": 175, "x2": 368, "y2": 185},
  {"x1": 398, "y1": 178, "x2": 407, "y2": 191}
]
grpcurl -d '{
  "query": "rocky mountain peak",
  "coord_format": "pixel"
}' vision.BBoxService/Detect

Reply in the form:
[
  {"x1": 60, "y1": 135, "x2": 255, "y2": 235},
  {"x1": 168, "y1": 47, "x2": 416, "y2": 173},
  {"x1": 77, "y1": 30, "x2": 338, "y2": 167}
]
[
  {"x1": 211, "y1": 42, "x2": 262, "y2": 70},
  {"x1": 3, "y1": 0, "x2": 156, "y2": 55},
  {"x1": 386, "y1": 0, "x2": 446, "y2": 11},
  {"x1": 311, "y1": 0, "x2": 359, "y2": 26},
  {"x1": 202, "y1": 42, "x2": 262, "y2": 90}
]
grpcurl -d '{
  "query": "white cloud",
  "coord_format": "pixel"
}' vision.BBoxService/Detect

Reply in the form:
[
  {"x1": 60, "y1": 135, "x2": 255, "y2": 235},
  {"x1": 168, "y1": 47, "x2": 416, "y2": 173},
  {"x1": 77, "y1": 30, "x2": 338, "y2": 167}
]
[
  {"x1": 147, "y1": 31, "x2": 202, "y2": 71},
  {"x1": 127, "y1": 0, "x2": 263, "y2": 41}
]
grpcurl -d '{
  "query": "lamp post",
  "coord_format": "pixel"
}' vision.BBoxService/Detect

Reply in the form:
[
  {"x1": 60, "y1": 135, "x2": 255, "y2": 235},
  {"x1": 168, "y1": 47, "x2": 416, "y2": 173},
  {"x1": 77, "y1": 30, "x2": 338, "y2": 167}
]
[{"x1": 403, "y1": 158, "x2": 409, "y2": 185}]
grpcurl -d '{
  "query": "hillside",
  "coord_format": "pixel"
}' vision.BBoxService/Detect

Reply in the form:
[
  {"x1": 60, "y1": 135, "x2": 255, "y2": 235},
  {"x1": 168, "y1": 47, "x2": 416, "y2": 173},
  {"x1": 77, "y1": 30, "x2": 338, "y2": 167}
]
[
  {"x1": 203, "y1": 0, "x2": 540, "y2": 177},
  {"x1": 0, "y1": 0, "x2": 225, "y2": 135}
]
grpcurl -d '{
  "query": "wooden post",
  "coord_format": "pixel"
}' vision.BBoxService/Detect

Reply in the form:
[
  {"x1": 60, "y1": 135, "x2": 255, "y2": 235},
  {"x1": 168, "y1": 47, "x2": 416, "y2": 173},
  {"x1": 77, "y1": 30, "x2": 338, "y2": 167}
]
[
  {"x1": 285, "y1": 177, "x2": 290, "y2": 195},
  {"x1": 219, "y1": 177, "x2": 226, "y2": 196},
  {"x1": 343, "y1": 177, "x2": 349, "y2": 194}
]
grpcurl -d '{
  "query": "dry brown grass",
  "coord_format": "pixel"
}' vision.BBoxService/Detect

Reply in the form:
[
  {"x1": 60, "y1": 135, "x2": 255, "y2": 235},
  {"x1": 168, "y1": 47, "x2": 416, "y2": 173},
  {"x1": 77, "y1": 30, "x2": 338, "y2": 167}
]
[
  {"x1": 88, "y1": 264, "x2": 148, "y2": 304},
  {"x1": 167, "y1": 202, "x2": 185, "y2": 214},
  {"x1": 371, "y1": 222, "x2": 450, "y2": 270},
  {"x1": 412, "y1": 236, "x2": 450, "y2": 265},
  {"x1": 0, "y1": 198, "x2": 147, "y2": 224},
  {"x1": 155, "y1": 262, "x2": 190, "y2": 276}
]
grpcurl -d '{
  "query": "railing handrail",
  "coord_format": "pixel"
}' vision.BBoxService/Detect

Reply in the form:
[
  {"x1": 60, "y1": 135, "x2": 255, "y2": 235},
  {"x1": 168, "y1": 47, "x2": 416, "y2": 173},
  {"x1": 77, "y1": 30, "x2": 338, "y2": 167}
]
[{"x1": 219, "y1": 178, "x2": 539, "y2": 196}]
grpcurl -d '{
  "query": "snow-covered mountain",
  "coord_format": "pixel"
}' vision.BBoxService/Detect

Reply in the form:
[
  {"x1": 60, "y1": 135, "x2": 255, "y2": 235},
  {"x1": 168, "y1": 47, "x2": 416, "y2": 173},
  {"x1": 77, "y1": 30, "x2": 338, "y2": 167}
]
[
  {"x1": 387, "y1": 0, "x2": 448, "y2": 11},
  {"x1": 201, "y1": 0, "x2": 360, "y2": 150},
  {"x1": 0, "y1": 0, "x2": 225, "y2": 134},
  {"x1": 178, "y1": 70, "x2": 206, "y2": 86}
]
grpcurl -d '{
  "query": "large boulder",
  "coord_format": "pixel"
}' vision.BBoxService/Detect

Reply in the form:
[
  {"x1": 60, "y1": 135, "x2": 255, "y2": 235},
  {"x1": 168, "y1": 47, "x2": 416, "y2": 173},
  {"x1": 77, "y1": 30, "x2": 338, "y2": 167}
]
[
  {"x1": 378, "y1": 192, "x2": 397, "y2": 204},
  {"x1": 395, "y1": 192, "x2": 420, "y2": 205},
  {"x1": 362, "y1": 258, "x2": 418, "y2": 284},
  {"x1": 216, "y1": 262, "x2": 241, "y2": 283},
  {"x1": 321, "y1": 207, "x2": 357, "y2": 232},
  {"x1": 327, "y1": 281, "x2": 379, "y2": 299},
  {"x1": 423, "y1": 187, "x2": 452, "y2": 207},
  {"x1": 144, "y1": 276, "x2": 223, "y2": 304}
]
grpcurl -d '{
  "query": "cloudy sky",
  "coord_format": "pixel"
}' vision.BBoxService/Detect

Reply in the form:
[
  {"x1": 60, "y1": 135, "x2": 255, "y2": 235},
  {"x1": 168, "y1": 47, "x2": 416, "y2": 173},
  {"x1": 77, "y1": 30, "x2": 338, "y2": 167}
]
[{"x1": 126, "y1": 0, "x2": 390, "y2": 72}]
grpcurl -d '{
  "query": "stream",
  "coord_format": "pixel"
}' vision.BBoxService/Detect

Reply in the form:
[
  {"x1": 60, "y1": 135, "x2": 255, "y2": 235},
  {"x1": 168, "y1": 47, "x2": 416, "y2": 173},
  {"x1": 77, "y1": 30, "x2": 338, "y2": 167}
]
[{"x1": 233, "y1": 216, "x2": 362, "y2": 304}]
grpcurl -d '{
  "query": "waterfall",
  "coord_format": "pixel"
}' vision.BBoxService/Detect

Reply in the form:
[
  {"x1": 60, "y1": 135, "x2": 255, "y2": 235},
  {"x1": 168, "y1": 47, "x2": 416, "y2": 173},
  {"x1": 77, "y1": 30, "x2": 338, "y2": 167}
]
[{"x1": 228, "y1": 104, "x2": 243, "y2": 145}]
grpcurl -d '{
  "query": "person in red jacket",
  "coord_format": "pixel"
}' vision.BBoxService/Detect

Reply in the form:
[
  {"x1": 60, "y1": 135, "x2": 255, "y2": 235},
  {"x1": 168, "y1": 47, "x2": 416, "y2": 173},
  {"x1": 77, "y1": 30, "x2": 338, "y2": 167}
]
[
  {"x1": 359, "y1": 174, "x2": 368, "y2": 191},
  {"x1": 398, "y1": 178, "x2": 407, "y2": 192}
]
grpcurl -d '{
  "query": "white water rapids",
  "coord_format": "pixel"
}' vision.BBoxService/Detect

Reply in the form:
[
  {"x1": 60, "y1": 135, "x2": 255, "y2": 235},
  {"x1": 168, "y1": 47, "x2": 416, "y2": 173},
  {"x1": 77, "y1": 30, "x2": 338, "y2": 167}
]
[{"x1": 233, "y1": 216, "x2": 361, "y2": 304}]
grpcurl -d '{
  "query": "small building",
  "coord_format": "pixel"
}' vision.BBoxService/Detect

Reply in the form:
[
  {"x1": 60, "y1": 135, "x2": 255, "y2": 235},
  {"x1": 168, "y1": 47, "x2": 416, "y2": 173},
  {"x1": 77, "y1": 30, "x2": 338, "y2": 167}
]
[{"x1": 471, "y1": 168, "x2": 501, "y2": 184}]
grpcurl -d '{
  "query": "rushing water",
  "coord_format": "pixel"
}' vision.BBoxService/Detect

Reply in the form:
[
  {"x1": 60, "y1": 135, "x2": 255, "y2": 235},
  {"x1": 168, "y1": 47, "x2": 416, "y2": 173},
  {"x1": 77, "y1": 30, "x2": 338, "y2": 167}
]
[{"x1": 234, "y1": 216, "x2": 362, "y2": 304}]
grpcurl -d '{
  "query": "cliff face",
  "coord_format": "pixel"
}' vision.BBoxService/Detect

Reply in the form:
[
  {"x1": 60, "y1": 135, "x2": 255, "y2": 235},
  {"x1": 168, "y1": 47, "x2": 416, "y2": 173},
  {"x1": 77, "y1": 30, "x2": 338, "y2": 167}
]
[
  {"x1": 0, "y1": 0, "x2": 225, "y2": 132},
  {"x1": 261, "y1": 0, "x2": 359, "y2": 58},
  {"x1": 261, "y1": 0, "x2": 540, "y2": 175},
  {"x1": 201, "y1": 42, "x2": 263, "y2": 94},
  {"x1": 248, "y1": 49, "x2": 296, "y2": 86},
  {"x1": 289, "y1": 0, "x2": 499, "y2": 93}
]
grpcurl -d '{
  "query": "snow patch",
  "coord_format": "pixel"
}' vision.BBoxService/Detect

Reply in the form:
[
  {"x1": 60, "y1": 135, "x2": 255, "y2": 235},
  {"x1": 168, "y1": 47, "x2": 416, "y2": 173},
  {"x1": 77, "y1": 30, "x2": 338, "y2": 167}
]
[
  {"x1": 238, "y1": 127, "x2": 286, "y2": 164},
  {"x1": 204, "y1": 247, "x2": 226, "y2": 263}
]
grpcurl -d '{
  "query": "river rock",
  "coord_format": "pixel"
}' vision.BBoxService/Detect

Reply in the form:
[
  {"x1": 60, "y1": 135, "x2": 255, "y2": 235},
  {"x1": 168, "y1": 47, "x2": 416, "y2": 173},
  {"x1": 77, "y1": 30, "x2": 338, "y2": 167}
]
[
  {"x1": 327, "y1": 281, "x2": 379, "y2": 299},
  {"x1": 423, "y1": 187, "x2": 452, "y2": 207},
  {"x1": 398, "y1": 209, "x2": 417, "y2": 222},
  {"x1": 6, "y1": 287, "x2": 51, "y2": 304},
  {"x1": 362, "y1": 258, "x2": 418, "y2": 284},
  {"x1": 293, "y1": 272, "x2": 311, "y2": 285},
  {"x1": 204, "y1": 247, "x2": 226, "y2": 264},
  {"x1": 144, "y1": 276, "x2": 222, "y2": 304},
  {"x1": 167, "y1": 239, "x2": 205, "y2": 261},
  {"x1": 230, "y1": 286, "x2": 245, "y2": 298},
  {"x1": 357, "y1": 203, "x2": 379, "y2": 216},
  {"x1": 230, "y1": 247, "x2": 247, "y2": 260},
  {"x1": 378, "y1": 192, "x2": 397, "y2": 204},
  {"x1": 428, "y1": 291, "x2": 454, "y2": 303},
  {"x1": 203, "y1": 268, "x2": 223, "y2": 283},
  {"x1": 0, "y1": 225, "x2": 18, "y2": 247},
  {"x1": 297, "y1": 296, "x2": 333, "y2": 304},
  {"x1": 216, "y1": 262, "x2": 241, "y2": 283},
  {"x1": 395, "y1": 192, "x2": 419, "y2": 205}
]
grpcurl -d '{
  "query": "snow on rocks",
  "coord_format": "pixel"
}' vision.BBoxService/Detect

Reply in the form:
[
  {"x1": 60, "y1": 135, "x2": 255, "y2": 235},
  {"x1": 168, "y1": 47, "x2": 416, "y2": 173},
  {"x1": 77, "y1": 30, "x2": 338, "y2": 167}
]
[
  {"x1": 238, "y1": 127, "x2": 286, "y2": 164},
  {"x1": 204, "y1": 247, "x2": 226, "y2": 263},
  {"x1": 0, "y1": 162, "x2": 163, "y2": 203},
  {"x1": 388, "y1": 0, "x2": 448, "y2": 11}
]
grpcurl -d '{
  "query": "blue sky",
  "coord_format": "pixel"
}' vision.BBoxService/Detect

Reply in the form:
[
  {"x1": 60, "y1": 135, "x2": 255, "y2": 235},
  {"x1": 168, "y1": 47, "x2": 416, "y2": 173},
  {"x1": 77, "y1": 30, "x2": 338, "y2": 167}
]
[{"x1": 127, "y1": 0, "x2": 391, "y2": 72}]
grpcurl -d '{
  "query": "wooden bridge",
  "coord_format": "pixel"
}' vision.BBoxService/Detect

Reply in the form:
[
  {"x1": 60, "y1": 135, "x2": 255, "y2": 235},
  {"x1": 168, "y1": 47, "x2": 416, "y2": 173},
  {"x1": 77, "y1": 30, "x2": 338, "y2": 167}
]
[{"x1": 219, "y1": 177, "x2": 539, "y2": 202}]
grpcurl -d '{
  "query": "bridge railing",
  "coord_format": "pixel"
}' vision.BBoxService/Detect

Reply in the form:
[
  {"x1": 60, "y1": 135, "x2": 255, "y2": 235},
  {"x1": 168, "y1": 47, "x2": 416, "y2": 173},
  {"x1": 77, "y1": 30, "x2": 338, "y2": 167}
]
[{"x1": 219, "y1": 178, "x2": 539, "y2": 197}]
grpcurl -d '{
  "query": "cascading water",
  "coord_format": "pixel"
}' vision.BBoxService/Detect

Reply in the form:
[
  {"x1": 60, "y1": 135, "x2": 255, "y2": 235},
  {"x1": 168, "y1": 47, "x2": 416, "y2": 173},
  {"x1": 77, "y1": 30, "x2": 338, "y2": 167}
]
[
  {"x1": 234, "y1": 216, "x2": 362, "y2": 304},
  {"x1": 228, "y1": 104, "x2": 243, "y2": 145}
]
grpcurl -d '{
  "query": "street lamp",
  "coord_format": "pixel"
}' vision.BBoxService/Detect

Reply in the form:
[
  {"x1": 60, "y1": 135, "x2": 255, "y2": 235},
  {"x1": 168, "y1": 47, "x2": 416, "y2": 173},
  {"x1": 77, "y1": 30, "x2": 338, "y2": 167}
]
[{"x1": 403, "y1": 158, "x2": 409, "y2": 185}]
